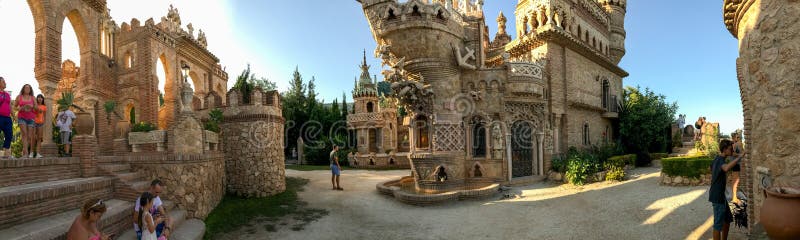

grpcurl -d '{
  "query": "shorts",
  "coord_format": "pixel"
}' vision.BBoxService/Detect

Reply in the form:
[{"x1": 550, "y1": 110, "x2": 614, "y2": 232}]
[
  {"x1": 731, "y1": 163, "x2": 741, "y2": 172},
  {"x1": 18, "y1": 118, "x2": 35, "y2": 126},
  {"x1": 331, "y1": 164, "x2": 341, "y2": 176},
  {"x1": 34, "y1": 123, "x2": 44, "y2": 128},
  {"x1": 712, "y1": 203, "x2": 733, "y2": 231},
  {"x1": 60, "y1": 131, "x2": 72, "y2": 144}
]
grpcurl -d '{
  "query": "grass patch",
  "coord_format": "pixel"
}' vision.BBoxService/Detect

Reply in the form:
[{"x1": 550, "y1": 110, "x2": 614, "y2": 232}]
[
  {"x1": 203, "y1": 177, "x2": 328, "y2": 239},
  {"x1": 661, "y1": 155, "x2": 713, "y2": 178},
  {"x1": 285, "y1": 164, "x2": 405, "y2": 171}
]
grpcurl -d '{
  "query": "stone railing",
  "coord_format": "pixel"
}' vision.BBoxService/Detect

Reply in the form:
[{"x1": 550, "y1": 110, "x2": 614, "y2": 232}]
[
  {"x1": 203, "y1": 130, "x2": 219, "y2": 151},
  {"x1": 128, "y1": 130, "x2": 167, "y2": 152},
  {"x1": 507, "y1": 62, "x2": 544, "y2": 79},
  {"x1": 347, "y1": 113, "x2": 384, "y2": 123}
]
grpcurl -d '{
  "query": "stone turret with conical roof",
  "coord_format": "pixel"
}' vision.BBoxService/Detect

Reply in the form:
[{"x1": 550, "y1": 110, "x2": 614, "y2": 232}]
[{"x1": 353, "y1": 50, "x2": 378, "y2": 98}]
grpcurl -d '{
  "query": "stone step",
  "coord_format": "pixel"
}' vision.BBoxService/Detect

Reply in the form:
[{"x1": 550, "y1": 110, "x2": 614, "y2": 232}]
[
  {"x1": 0, "y1": 199, "x2": 133, "y2": 240},
  {"x1": 682, "y1": 141, "x2": 695, "y2": 147},
  {"x1": 168, "y1": 209, "x2": 188, "y2": 231},
  {"x1": 99, "y1": 163, "x2": 131, "y2": 173},
  {"x1": 171, "y1": 219, "x2": 205, "y2": 240},
  {"x1": 0, "y1": 177, "x2": 115, "y2": 229}
]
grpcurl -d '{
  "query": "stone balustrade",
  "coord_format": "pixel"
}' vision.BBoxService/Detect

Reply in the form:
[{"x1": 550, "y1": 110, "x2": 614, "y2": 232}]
[
  {"x1": 346, "y1": 112, "x2": 384, "y2": 123},
  {"x1": 128, "y1": 130, "x2": 167, "y2": 152}
]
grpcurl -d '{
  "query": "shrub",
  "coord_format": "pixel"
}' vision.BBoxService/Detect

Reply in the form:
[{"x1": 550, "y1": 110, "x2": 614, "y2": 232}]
[
  {"x1": 607, "y1": 154, "x2": 636, "y2": 167},
  {"x1": 551, "y1": 155, "x2": 568, "y2": 173},
  {"x1": 649, "y1": 153, "x2": 669, "y2": 160},
  {"x1": 634, "y1": 151, "x2": 652, "y2": 167},
  {"x1": 605, "y1": 166, "x2": 625, "y2": 181},
  {"x1": 564, "y1": 151, "x2": 601, "y2": 186},
  {"x1": 661, "y1": 156, "x2": 713, "y2": 178},
  {"x1": 204, "y1": 108, "x2": 223, "y2": 133},
  {"x1": 131, "y1": 122, "x2": 156, "y2": 132}
]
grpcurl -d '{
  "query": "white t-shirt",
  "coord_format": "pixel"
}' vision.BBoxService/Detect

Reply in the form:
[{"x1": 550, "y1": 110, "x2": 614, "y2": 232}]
[
  {"x1": 133, "y1": 196, "x2": 163, "y2": 231},
  {"x1": 56, "y1": 110, "x2": 76, "y2": 132}
]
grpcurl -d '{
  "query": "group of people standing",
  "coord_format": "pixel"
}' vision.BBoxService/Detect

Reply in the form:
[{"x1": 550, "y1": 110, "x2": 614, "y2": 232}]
[{"x1": 0, "y1": 77, "x2": 76, "y2": 158}]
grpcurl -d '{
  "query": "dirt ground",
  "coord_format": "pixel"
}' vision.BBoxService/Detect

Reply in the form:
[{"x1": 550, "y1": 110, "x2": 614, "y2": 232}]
[{"x1": 230, "y1": 166, "x2": 749, "y2": 240}]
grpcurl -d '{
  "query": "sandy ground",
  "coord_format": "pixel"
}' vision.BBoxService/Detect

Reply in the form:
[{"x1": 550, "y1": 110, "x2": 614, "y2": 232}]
[{"x1": 230, "y1": 167, "x2": 748, "y2": 240}]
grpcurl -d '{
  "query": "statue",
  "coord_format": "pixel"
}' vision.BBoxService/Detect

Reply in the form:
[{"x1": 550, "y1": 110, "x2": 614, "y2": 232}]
[
  {"x1": 197, "y1": 29, "x2": 208, "y2": 48},
  {"x1": 186, "y1": 23, "x2": 194, "y2": 37},
  {"x1": 492, "y1": 124, "x2": 504, "y2": 159},
  {"x1": 454, "y1": 45, "x2": 477, "y2": 70}
]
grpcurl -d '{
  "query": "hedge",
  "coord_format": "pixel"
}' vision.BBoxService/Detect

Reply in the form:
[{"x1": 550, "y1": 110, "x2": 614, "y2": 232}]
[
  {"x1": 607, "y1": 154, "x2": 636, "y2": 167},
  {"x1": 661, "y1": 156, "x2": 713, "y2": 178},
  {"x1": 649, "y1": 153, "x2": 668, "y2": 160}
]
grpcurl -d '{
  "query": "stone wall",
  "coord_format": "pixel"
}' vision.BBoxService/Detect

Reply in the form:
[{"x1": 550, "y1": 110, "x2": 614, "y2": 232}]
[
  {"x1": 659, "y1": 173, "x2": 711, "y2": 186},
  {"x1": 725, "y1": 0, "x2": 800, "y2": 229},
  {"x1": 130, "y1": 153, "x2": 225, "y2": 219}
]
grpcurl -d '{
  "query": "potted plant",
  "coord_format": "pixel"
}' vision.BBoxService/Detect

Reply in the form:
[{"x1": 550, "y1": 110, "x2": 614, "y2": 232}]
[
  {"x1": 761, "y1": 186, "x2": 800, "y2": 239},
  {"x1": 56, "y1": 92, "x2": 92, "y2": 134}
]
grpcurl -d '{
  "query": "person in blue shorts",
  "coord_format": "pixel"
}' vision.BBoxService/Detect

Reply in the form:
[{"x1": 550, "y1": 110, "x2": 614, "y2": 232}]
[
  {"x1": 710, "y1": 139, "x2": 743, "y2": 240},
  {"x1": 330, "y1": 145, "x2": 343, "y2": 191}
]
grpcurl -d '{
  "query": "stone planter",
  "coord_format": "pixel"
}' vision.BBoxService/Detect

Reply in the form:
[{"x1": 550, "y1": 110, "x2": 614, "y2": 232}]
[
  {"x1": 761, "y1": 187, "x2": 800, "y2": 240},
  {"x1": 128, "y1": 130, "x2": 167, "y2": 152},
  {"x1": 74, "y1": 112, "x2": 94, "y2": 135}
]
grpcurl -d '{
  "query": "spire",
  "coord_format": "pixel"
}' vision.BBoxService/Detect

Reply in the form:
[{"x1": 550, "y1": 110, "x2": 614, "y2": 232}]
[
  {"x1": 362, "y1": 49, "x2": 368, "y2": 68},
  {"x1": 497, "y1": 11, "x2": 507, "y2": 35}
]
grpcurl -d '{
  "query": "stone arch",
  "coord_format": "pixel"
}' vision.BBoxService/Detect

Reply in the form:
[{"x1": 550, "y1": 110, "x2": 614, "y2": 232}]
[
  {"x1": 384, "y1": 5, "x2": 399, "y2": 20},
  {"x1": 434, "y1": 165, "x2": 447, "y2": 182},
  {"x1": 472, "y1": 162, "x2": 484, "y2": 177},
  {"x1": 154, "y1": 53, "x2": 174, "y2": 130},
  {"x1": 188, "y1": 71, "x2": 202, "y2": 93},
  {"x1": 389, "y1": 157, "x2": 395, "y2": 165}
]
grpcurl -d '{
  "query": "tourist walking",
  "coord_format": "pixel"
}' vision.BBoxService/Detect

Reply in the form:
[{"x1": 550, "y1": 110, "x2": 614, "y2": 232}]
[
  {"x1": 66, "y1": 199, "x2": 112, "y2": 240},
  {"x1": 137, "y1": 192, "x2": 165, "y2": 240},
  {"x1": 56, "y1": 103, "x2": 76, "y2": 157},
  {"x1": 33, "y1": 94, "x2": 45, "y2": 158},
  {"x1": 134, "y1": 179, "x2": 173, "y2": 240},
  {"x1": 709, "y1": 139, "x2": 743, "y2": 240},
  {"x1": 15, "y1": 84, "x2": 37, "y2": 158},
  {"x1": 0, "y1": 77, "x2": 13, "y2": 158},
  {"x1": 330, "y1": 145, "x2": 343, "y2": 191}
]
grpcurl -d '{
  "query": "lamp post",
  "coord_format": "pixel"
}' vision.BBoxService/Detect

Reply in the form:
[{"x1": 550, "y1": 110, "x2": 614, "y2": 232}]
[
  {"x1": 180, "y1": 63, "x2": 193, "y2": 113},
  {"x1": 181, "y1": 63, "x2": 190, "y2": 83}
]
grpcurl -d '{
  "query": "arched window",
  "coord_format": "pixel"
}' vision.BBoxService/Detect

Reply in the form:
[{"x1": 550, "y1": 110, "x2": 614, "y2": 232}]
[
  {"x1": 473, "y1": 164, "x2": 483, "y2": 177},
  {"x1": 124, "y1": 52, "x2": 133, "y2": 69},
  {"x1": 605, "y1": 125, "x2": 611, "y2": 143},
  {"x1": 602, "y1": 79, "x2": 610, "y2": 109},
  {"x1": 583, "y1": 123, "x2": 590, "y2": 145},
  {"x1": 472, "y1": 120, "x2": 486, "y2": 157},
  {"x1": 411, "y1": 5, "x2": 422, "y2": 16},
  {"x1": 366, "y1": 102, "x2": 374, "y2": 113},
  {"x1": 387, "y1": 9, "x2": 397, "y2": 20},
  {"x1": 415, "y1": 115, "x2": 430, "y2": 149}
]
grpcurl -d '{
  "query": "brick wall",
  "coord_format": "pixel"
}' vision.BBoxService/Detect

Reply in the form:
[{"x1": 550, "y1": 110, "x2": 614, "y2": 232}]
[
  {"x1": 73, "y1": 135, "x2": 99, "y2": 177},
  {"x1": 0, "y1": 158, "x2": 81, "y2": 188}
]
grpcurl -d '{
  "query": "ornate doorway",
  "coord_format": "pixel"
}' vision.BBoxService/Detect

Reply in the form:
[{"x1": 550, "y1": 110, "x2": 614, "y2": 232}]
[{"x1": 511, "y1": 121, "x2": 533, "y2": 178}]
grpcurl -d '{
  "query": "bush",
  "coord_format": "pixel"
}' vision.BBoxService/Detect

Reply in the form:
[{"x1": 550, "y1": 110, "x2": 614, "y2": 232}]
[
  {"x1": 551, "y1": 155, "x2": 568, "y2": 173},
  {"x1": 204, "y1": 108, "x2": 223, "y2": 133},
  {"x1": 635, "y1": 151, "x2": 652, "y2": 167},
  {"x1": 649, "y1": 153, "x2": 668, "y2": 160},
  {"x1": 564, "y1": 150, "x2": 602, "y2": 186},
  {"x1": 607, "y1": 154, "x2": 636, "y2": 167},
  {"x1": 661, "y1": 156, "x2": 713, "y2": 178},
  {"x1": 131, "y1": 122, "x2": 156, "y2": 132},
  {"x1": 605, "y1": 166, "x2": 625, "y2": 181}
]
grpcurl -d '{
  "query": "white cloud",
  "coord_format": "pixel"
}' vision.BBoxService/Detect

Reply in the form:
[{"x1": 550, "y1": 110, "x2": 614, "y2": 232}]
[{"x1": 0, "y1": 0, "x2": 263, "y2": 97}]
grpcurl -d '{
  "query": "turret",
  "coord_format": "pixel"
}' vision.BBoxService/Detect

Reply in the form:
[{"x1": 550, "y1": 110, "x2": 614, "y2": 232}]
[{"x1": 597, "y1": 0, "x2": 626, "y2": 63}]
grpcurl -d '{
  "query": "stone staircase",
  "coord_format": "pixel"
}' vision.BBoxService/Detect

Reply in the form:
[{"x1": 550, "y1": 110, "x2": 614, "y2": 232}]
[{"x1": 97, "y1": 158, "x2": 205, "y2": 240}]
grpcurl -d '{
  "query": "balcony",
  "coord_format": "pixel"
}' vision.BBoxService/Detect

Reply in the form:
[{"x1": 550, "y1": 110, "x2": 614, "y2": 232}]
[
  {"x1": 347, "y1": 113, "x2": 385, "y2": 123},
  {"x1": 602, "y1": 95, "x2": 620, "y2": 119}
]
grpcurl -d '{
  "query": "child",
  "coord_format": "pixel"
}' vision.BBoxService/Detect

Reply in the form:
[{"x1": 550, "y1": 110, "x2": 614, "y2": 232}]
[
  {"x1": 709, "y1": 139, "x2": 743, "y2": 240},
  {"x1": 56, "y1": 106, "x2": 76, "y2": 157},
  {"x1": 138, "y1": 192, "x2": 166, "y2": 240}
]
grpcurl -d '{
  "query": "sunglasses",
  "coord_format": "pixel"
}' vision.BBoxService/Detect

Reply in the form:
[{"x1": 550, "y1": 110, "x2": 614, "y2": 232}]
[{"x1": 91, "y1": 199, "x2": 104, "y2": 208}]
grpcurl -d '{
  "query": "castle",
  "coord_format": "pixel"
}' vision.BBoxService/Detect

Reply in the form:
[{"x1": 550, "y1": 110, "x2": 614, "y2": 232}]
[
  {"x1": 1, "y1": 1, "x2": 285, "y2": 239},
  {"x1": 356, "y1": 0, "x2": 628, "y2": 193}
]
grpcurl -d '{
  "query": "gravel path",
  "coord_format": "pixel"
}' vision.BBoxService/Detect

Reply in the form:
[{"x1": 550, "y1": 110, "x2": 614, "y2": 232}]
[{"x1": 233, "y1": 167, "x2": 748, "y2": 240}]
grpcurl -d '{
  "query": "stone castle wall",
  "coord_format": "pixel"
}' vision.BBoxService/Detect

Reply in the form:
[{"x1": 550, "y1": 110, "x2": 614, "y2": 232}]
[
  {"x1": 725, "y1": 0, "x2": 800, "y2": 228},
  {"x1": 218, "y1": 89, "x2": 286, "y2": 197},
  {"x1": 130, "y1": 153, "x2": 226, "y2": 219}
]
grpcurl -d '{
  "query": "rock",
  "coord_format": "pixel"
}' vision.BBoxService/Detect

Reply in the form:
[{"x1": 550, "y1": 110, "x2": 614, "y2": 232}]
[
  {"x1": 690, "y1": 178, "x2": 700, "y2": 185},
  {"x1": 674, "y1": 176, "x2": 683, "y2": 184}
]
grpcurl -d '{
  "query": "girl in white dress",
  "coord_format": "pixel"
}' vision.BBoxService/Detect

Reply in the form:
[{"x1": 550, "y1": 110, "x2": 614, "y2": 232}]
[{"x1": 138, "y1": 192, "x2": 165, "y2": 240}]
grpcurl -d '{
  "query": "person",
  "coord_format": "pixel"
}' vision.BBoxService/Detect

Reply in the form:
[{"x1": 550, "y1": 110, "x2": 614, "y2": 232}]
[
  {"x1": 15, "y1": 84, "x2": 37, "y2": 158},
  {"x1": 56, "y1": 104, "x2": 76, "y2": 157},
  {"x1": 330, "y1": 145, "x2": 343, "y2": 191},
  {"x1": 133, "y1": 180, "x2": 173, "y2": 240},
  {"x1": 137, "y1": 192, "x2": 165, "y2": 240},
  {"x1": 0, "y1": 77, "x2": 13, "y2": 158},
  {"x1": 709, "y1": 139, "x2": 743, "y2": 240},
  {"x1": 66, "y1": 198, "x2": 112, "y2": 240},
  {"x1": 730, "y1": 132, "x2": 744, "y2": 204},
  {"x1": 694, "y1": 117, "x2": 705, "y2": 141},
  {"x1": 33, "y1": 94, "x2": 46, "y2": 158}
]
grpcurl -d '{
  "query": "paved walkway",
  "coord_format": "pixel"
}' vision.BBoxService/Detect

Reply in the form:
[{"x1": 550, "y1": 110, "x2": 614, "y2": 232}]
[{"x1": 235, "y1": 167, "x2": 749, "y2": 240}]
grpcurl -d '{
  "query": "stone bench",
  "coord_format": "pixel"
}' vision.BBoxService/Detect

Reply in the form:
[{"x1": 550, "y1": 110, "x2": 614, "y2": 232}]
[{"x1": 129, "y1": 130, "x2": 167, "y2": 152}]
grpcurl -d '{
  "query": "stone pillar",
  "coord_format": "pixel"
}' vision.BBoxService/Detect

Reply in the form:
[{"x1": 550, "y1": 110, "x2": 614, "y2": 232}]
[
  {"x1": 537, "y1": 132, "x2": 544, "y2": 176},
  {"x1": 74, "y1": 135, "x2": 98, "y2": 177},
  {"x1": 40, "y1": 87, "x2": 58, "y2": 156}
]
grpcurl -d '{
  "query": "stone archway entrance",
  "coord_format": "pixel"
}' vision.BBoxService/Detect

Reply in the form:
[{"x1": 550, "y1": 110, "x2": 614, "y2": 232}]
[{"x1": 511, "y1": 121, "x2": 533, "y2": 178}]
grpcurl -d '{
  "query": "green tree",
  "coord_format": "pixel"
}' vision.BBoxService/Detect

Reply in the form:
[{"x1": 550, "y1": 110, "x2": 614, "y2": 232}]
[
  {"x1": 251, "y1": 77, "x2": 277, "y2": 91},
  {"x1": 233, "y1": 64, "x2": 277, "y2": 103},
  {"x1": 377, "y1": 81, "x2": 391, "y2": 96},
  {"x1": 619, "y1": 86, "x2": 678, "y2": 166},
  {"x1": 341, "y1": 92, "x2": 349, "y2": 117}
]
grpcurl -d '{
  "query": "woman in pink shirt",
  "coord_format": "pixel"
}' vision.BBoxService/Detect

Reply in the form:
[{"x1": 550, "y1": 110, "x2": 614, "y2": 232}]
[
  {"x1": 0, "y1": 77, "x2": 12, "y2": 158},
  {"x1": 16, "y1": 84, "x2": 37, "y2": 158}
]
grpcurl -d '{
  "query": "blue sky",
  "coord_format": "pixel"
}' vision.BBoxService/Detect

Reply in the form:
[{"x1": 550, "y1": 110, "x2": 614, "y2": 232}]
[{"x1": 0, "y1": 0, "x2": 742, "y2": 134}]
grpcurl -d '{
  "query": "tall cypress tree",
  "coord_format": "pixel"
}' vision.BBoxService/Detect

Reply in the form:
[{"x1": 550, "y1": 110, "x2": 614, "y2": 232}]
[{"x1": 341, "y1": 92, "x2": 349, "y2": 117}]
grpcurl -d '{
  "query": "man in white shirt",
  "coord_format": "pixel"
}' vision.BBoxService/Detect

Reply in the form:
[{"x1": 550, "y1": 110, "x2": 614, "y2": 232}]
[{"x1": 133, "y1": 179, "x2": 173, "y2": 239}]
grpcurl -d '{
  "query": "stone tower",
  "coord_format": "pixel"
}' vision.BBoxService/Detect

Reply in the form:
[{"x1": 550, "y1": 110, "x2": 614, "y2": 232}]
[
  {"x1": 352, "y1": 50, "x2": 382, "y2": 154},
  {"x1": 598, "y1": 0, "x2": 627, "y2": 63}
]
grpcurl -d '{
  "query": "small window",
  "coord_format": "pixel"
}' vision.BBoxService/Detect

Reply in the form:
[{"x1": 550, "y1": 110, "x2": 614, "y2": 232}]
[
  {"x1": 411, "y1": 5, "x2": 421, "y2": 16},
  {"x1": 436, "y1": 10, "x2": 445, "y2": 20},
  {"x1": 387, "y1": 9, "x2": 397, "y2": 20},
  {"x1": 124, "y1": 52, "x2": 133, "y2": 69},
  {"x1": 583, "y1": 123, "x2": 590, "y2": 145},
  {"x1": 366, "y1": 102, "x2": 374, "y2": 113}
]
